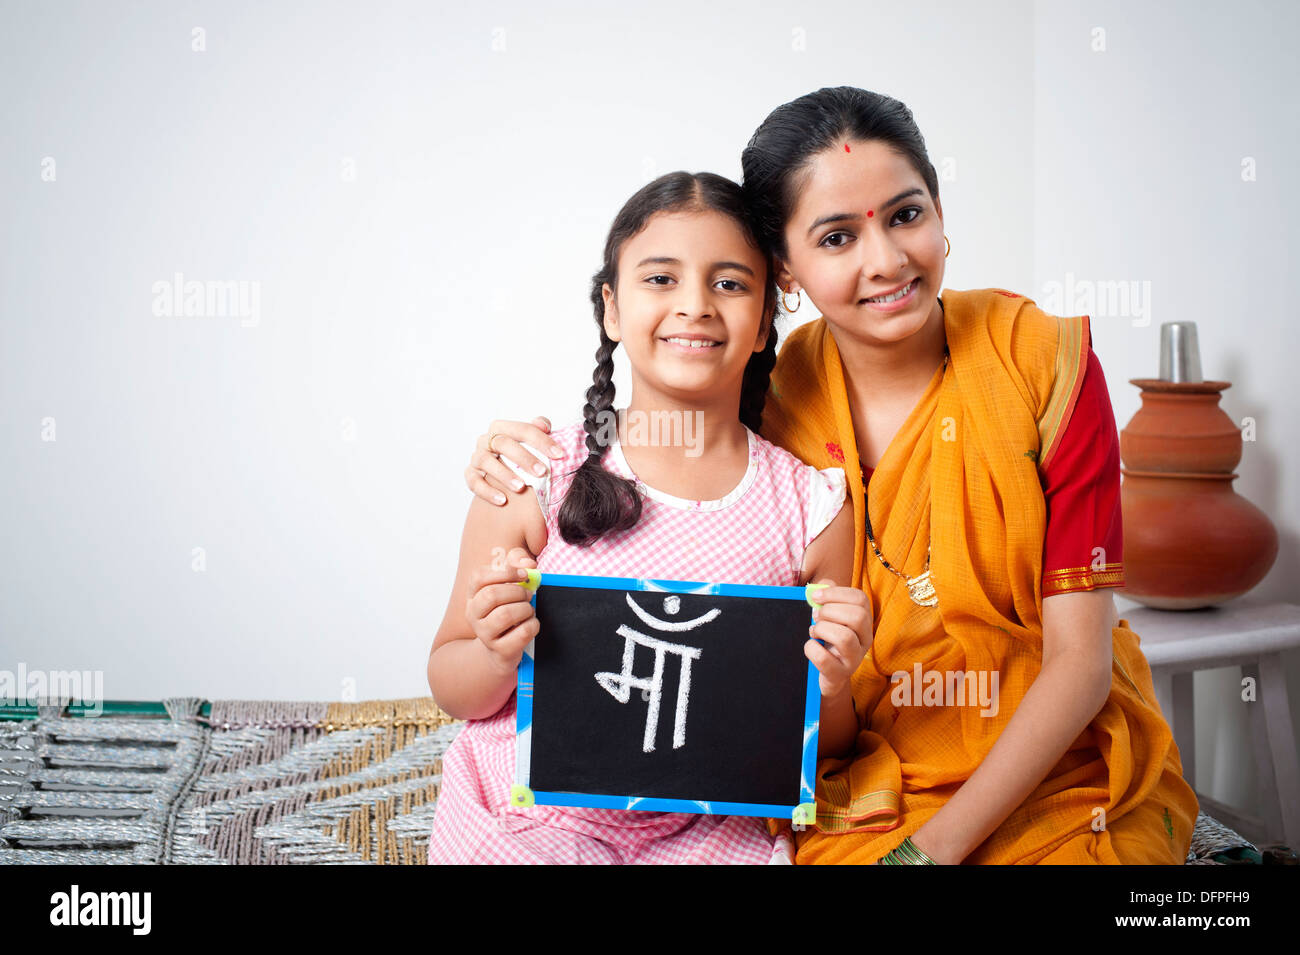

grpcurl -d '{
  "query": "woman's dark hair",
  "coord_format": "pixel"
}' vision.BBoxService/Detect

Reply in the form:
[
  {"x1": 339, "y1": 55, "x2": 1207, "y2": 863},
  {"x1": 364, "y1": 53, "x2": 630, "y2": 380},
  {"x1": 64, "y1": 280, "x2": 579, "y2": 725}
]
[
  {"x1": 557, "y1": 171, "x2": 779, "y2": 547},
  {"x1": 740, "y1": 87, "x2": 940, "y2": 262}
]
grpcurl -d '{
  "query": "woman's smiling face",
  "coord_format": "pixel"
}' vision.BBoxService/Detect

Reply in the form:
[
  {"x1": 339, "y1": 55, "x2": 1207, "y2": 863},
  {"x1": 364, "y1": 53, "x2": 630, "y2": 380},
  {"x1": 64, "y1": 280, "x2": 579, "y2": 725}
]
[
  {"x1": 778, "y1": 138, "x2": 945, "y2": 348},
  {"x1": 602, "y1": 208, "x2": 769, "y2": 405}
]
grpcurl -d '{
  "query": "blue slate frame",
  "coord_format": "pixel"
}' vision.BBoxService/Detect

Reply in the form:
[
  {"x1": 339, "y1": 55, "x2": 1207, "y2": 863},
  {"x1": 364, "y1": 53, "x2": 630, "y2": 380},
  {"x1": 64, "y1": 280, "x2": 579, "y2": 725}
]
[{"x1": 510, "y1": 572, "x2": 819, "y2": 824}]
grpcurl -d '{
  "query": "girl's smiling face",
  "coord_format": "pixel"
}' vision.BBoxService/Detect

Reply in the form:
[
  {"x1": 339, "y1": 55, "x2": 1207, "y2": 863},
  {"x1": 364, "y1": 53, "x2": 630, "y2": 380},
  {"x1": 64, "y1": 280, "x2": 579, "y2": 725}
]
[
  {"x1": 778, "y1": 138, "x2": 946, "y2": 348},
  {"x1": 602, "y1": 208, "x2": 770, "y2": 405}
]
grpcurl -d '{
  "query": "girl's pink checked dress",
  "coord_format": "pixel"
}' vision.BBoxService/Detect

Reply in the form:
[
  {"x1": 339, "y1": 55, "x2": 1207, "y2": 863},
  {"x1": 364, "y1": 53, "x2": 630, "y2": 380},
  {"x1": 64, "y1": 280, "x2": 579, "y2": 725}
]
[{"x1": 427, "y1": 418, "x2": 847, "y2": 865}]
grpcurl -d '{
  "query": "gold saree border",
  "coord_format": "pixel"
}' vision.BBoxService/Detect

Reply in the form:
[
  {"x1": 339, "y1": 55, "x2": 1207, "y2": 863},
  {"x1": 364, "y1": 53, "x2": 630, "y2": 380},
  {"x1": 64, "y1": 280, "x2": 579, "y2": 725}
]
[
  {"x1": 814, "y1": 787, "x2": 902, "y2": 833},
  {"x1": 1043, "y1": 561, "x2": 1126, "y2": 596},
  {"x1": 1037, "y1": 314, "x2": 1090, "y2": 471}
]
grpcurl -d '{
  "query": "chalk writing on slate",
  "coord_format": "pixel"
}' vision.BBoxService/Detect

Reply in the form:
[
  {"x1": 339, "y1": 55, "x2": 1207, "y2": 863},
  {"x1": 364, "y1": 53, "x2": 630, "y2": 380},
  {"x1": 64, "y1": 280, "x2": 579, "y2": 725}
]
[{"x1": 593, "y1": 593, "x2": 716, "y2": 753}]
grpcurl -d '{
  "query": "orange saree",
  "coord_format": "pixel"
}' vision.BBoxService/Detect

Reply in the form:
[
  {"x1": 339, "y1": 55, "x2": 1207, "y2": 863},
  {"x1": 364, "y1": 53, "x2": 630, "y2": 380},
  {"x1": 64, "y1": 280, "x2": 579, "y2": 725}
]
[{"x1": 762, "y1": 288, "x2": 1198, "y2": 864}]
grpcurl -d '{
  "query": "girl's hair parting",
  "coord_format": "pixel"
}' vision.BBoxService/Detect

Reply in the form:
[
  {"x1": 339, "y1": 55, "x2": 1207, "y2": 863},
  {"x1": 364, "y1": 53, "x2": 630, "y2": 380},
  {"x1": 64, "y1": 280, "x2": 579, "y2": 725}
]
[
  {"x1": 740, "y1": 86, "x2": 940, "y2": 262},
  {"x1": 557, "y1": 171, "x2": 779, "y2": 547}
]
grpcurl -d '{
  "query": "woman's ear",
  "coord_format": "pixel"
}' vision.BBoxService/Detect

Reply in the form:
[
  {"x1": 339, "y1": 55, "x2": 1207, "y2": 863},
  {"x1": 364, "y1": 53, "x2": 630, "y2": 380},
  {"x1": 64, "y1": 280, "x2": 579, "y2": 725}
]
[
  {"x1": 601, "y1": 282, "x2": 621, "y2": 342},
  {"x1": 775, "y1": 260, "x2": 800, "y2": 296},
  {"x1": 934, "y1": 195, "x2": 944, "y2": 226}
]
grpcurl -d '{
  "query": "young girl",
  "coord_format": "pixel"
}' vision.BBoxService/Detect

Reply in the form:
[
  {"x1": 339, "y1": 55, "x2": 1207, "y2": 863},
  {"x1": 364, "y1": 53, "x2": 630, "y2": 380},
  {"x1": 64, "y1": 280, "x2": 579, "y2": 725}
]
[{"x1": 426, "y1": 171, "x2": 868, "y2": 865}]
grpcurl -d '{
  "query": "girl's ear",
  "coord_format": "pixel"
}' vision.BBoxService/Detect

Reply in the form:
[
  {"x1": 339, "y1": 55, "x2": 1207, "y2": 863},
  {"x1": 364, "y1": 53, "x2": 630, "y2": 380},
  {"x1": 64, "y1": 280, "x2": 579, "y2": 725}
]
[
  {"x1": 753, "y1": 312, "x2": 773, "y2": 353},
  {"x1": 601, "y1": 282, "x2": 621, "y2": 342}
]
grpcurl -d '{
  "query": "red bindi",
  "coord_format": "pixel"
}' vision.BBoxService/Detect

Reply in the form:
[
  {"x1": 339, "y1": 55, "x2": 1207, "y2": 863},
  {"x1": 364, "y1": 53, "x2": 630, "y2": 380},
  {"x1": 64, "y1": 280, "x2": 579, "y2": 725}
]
[
  {"x1": 866, "y1": 210, "x2": 874, "y2": 217},
  {"x1": 844, "y1": 143, "x2": 850, "y2": 152}
]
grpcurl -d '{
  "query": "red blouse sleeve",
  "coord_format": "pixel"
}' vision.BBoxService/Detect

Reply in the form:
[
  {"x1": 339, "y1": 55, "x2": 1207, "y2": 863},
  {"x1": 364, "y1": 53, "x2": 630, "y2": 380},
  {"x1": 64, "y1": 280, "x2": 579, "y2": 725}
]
[{"x1": 1039, "y1": 347, "x2": 1127, "y2": 596}]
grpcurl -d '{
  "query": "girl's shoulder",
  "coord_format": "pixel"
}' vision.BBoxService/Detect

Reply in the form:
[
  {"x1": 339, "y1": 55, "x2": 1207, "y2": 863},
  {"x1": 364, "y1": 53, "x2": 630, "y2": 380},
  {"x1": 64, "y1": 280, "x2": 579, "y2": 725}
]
[
  {"x1": 753, "y1": 426, "x2": 834, "y2": 470},
  {"x1": 504, "y1": 420, "x2": 592, "y2": 510},
  {"x1": 750, "y1": 428, "x2": 848, "y2": 553},
  {"x1": 750, "y1": 427, "x2": 806, "y2": 471},
  {"x1": 547, "y1": 421, "x2": 594, "y2": 467},
  {"x1": 751, "y1": 428, "x2": 847, "y2": 499}
]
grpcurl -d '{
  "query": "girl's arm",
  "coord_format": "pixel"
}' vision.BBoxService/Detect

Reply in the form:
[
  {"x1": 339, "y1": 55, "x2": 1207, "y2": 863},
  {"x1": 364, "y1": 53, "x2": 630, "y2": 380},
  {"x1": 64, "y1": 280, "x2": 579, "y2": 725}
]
[
  {"x1": 904, "y1": 588, "x2": 1117, "y2": 864},
  {"x1": 798, "y1": 495, "x2": 868, "y2": 759},
  {"x1": 427, "y1": 484, "x2": 548, "y2": 720}
]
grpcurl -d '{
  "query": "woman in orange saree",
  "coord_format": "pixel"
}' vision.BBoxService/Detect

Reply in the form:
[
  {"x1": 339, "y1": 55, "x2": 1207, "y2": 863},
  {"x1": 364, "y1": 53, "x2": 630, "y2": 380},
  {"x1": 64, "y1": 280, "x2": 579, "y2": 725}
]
[
  {"x1": 761, "y1": 288, "x2": 1196, "y2": 863},
  {"x1": 463, "y1": 87, "x2": 1197, "y2": 864}
]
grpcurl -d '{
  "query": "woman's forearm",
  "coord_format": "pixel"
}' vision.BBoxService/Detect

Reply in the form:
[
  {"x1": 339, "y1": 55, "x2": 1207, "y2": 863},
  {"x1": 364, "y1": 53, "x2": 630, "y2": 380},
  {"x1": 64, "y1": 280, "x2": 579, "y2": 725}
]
[
  {"x1": 818, "y1": 686, "x2": 858, "y2": 758},
  {"x1": 907, "y1": 649, "x2": 1111, "y2": 864},
  {"x1": 428, "y1": 637, "x2": 519, "y2": 721}
]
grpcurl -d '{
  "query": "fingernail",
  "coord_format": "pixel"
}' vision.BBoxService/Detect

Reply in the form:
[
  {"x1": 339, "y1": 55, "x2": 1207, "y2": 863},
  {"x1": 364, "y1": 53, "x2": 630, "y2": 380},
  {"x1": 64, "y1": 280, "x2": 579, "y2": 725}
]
[
  {"x1": 549, "y1": 446, "x2": 564, "y2": 459},
  {"x1": 493, "y1": 494, "x2": 506, "y2": 505},
  {"x1": 532, "y1": 463, "x2": 546, "y2": 476},
  {"x1": 512, "y1": 479, "x2": 524, "y2": 491},
  {"x1": 517, "y1": 568, "x2": 528, "y2": 578}
]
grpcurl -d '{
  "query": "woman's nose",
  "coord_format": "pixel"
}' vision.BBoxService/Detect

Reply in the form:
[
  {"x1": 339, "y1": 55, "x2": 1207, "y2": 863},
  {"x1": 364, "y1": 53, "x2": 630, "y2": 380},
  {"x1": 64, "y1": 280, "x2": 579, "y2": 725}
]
[{"x1": 860, "y1": 229, "x2": 908, "y2": 280}]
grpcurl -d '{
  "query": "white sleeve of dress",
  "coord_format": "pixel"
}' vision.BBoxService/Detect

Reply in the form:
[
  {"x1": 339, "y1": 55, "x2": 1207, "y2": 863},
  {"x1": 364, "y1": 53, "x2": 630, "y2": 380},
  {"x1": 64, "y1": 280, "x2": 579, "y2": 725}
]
[
  {"x1": 501, "y1": 443, "x2": 551, "y2": 510},
  {"x1": 804, "y1": 465, "x2": 848, "y2": 548}
]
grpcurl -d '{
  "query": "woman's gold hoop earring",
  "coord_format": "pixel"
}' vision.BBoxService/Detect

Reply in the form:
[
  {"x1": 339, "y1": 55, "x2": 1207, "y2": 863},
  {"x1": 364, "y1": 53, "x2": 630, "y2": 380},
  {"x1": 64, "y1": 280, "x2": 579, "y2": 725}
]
[
  {"x1": 944, "y1": 235, "x2": 951, "y2": 258},
  {"x1": 781, "y1": 286, "x2": 802, "y2": 312}
]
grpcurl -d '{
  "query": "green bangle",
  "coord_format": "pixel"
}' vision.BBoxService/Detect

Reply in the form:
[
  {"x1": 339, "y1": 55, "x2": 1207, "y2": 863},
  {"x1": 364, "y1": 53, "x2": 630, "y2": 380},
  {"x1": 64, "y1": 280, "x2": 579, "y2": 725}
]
[{"x1": 877, "y1": 836, "x2": 937, "y2": 865}]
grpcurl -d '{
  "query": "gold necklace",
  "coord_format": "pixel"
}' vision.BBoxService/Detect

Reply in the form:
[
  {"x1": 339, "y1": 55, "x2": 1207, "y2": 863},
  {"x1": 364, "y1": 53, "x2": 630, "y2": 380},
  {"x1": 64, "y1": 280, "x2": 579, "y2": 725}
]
[{"x1": 858, "y1": 349, "x2": 948, "y2": 608}]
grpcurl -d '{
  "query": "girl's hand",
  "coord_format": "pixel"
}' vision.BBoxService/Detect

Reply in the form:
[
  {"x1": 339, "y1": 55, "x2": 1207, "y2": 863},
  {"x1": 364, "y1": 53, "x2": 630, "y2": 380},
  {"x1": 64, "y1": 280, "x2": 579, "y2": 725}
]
[
  {"x1": 465, "y1": 553, "x2": 541, "y2": 676},
  {"x1": 466, "y1": 417, "x2": 564, "y2": 505},
  {"x1": 804, "y1": 579, "x2": 873, "y2": 699}
]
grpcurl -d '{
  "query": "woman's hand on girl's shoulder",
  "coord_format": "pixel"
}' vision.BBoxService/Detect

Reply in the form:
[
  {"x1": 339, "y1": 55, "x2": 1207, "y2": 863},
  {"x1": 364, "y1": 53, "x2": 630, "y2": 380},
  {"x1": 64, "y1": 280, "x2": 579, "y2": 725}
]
[
  {"x1": 466, "y1": 416, "x2": 565, "y2": 505},
  {"x1": 804, "y1": 579, "x2": 874, "y2": 699}
]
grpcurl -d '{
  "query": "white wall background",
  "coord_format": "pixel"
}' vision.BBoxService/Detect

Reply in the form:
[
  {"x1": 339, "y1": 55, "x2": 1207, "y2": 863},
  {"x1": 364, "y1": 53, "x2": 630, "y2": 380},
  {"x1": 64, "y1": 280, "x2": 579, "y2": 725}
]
[{"x1": 2, "y1": 1, "x2": 1295, "y2": 825}]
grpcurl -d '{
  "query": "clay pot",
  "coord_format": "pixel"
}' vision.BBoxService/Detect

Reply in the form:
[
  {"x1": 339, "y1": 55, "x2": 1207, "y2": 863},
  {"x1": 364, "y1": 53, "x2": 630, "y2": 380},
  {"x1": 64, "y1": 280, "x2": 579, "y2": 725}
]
[{"x1": 1119, "y1": 379, "x2": 1278, "y2": 609}]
